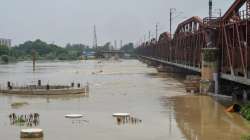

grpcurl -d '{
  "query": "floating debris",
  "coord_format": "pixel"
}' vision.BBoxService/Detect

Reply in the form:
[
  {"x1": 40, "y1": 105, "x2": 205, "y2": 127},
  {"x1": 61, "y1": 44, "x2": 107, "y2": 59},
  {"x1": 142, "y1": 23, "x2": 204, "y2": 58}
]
[
  {"x1": 226, "y1": 104, "x2": 242, "y2": 113},
  {"x1": 11, "y1": 102, "x2": 29, "y2": 108}
]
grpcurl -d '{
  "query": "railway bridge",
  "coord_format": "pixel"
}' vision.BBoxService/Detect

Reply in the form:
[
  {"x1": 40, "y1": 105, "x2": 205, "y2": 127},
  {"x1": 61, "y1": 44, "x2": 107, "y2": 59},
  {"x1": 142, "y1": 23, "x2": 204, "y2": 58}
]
[{"x1": 136, "y1": 0, "x2": 250, "y2": 99}]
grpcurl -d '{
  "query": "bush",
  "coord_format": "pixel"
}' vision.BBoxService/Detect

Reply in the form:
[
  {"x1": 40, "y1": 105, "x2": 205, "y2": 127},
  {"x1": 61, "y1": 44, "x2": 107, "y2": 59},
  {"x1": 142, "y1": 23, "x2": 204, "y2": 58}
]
[
  {"x1": 1, "y1": 55, "x2": 9, "y2": 63},
  {"x1": 241, "y1": 135, "x2": 250, "y2": 140},
  {"x1": 240, "y1": 104, "x2": 250, "y2": 120}
]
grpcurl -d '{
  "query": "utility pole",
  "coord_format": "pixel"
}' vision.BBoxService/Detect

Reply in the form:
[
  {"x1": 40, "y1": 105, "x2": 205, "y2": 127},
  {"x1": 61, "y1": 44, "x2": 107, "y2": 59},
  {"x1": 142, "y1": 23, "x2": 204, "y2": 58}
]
[
  {"x1": 120, "y1": 40, "x2": 123, "y2": 48},
  {"x1": 114, "y1": 40, "x2": 117, "y2": 50},
  {"x1": 93, "y1": 25, "x2": 98, "y2": 50},
  {"x1": 209, "y1": 0, "x2": 213, "y2": 18},
  {"x1": 170, "y1": 8, "x2": 175, "y2": 39},
  {"x1": 148, "y1": 31, "x2": 151, "y2": 42},
  {"x1": 218, "y1": 9, "x2": 222, "y2": 17},
  {"x1": 155, "y1": 23, "x2": 158, "y2": 43},
  {"x1": 170, "y1": 9, "x2": 172, "y2": 39}
]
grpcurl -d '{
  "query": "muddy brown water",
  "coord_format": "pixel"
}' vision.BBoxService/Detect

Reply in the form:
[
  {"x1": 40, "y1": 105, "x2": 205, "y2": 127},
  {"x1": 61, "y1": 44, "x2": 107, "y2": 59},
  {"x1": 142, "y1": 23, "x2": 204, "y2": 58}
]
[{"x1": 0, "y1": 60, "x2": 249, "y2": 140}]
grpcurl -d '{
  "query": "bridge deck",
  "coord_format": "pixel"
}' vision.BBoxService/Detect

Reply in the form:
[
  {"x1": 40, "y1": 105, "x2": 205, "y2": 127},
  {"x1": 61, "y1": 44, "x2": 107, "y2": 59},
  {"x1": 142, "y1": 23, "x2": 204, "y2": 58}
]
[
  {"x1": 140, "y1": 56, "x2": 250, "y2": 86},
  {"x1": 140, "y1": 56, "x2": 200, "y2": 73}
]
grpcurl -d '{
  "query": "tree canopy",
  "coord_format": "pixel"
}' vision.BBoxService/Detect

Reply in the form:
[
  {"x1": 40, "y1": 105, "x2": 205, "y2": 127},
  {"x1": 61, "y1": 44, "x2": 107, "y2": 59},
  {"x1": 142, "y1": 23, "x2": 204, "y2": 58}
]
[{"x1": 0, "y1": 39, "x2": 135, "y2": 63}]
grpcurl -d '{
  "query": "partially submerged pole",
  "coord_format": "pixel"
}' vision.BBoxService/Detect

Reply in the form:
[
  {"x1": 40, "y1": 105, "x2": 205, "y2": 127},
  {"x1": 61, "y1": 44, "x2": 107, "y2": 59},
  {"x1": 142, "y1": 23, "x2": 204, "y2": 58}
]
[
  {"x1": 7, "y1": 81, "x2": 12, "y2": 90},
  {"x1": 32, "y1": 49, "x2": 36, "y2": 72},
  {"x1": 38, "y1": 80, "x2": 41, "y2": 86}
]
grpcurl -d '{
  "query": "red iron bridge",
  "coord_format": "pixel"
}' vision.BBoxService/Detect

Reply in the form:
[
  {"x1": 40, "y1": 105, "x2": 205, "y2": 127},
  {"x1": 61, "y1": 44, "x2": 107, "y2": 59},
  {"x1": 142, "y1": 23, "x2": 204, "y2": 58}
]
[{"x1": 136, "y1": 0, "x2": 250, "y2": 98}]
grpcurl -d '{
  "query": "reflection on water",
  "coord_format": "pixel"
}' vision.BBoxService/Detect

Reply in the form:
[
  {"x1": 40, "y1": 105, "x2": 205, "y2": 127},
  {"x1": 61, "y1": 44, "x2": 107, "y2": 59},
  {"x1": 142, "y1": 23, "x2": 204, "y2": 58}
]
[
  {"x1": 71, "y1": 119, "x2": 89, "y2": 125},
  {"x1": 21, "y1": 139, "x2": 43, "y2": 140},
  {"x1": 161, "y1": 95, "x2": 250, "y2": 140}
]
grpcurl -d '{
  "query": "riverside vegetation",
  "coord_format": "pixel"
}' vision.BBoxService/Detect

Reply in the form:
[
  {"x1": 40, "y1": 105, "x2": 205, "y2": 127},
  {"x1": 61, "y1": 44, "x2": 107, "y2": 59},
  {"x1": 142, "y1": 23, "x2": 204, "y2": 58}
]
[
  {"x1": 0, "y1": 39, "x2": 135, "y2": 63},
  {"x1": 240, "y1": 104, "x2": 250, "y2": 120}
]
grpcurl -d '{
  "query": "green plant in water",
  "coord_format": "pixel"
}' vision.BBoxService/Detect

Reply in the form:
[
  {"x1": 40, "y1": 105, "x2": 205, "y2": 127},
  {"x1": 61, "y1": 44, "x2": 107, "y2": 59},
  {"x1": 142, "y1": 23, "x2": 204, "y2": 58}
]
[
  {"x1": 241, "y1": 135, "x2": 250, "y2": 140},
  {"x1": 240, "y1": 104, "x2": 250, "y2": 120},
  {"x1": 16, "y1": 117, "x2": 26, "y2": 123}
]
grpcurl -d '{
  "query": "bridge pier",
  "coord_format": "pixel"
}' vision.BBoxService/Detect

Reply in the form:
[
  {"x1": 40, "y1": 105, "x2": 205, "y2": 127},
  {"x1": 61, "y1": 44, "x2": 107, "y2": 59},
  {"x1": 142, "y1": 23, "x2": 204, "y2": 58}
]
[{"x1": 200, "y1": 48, "x2": 219, "y2": 95}]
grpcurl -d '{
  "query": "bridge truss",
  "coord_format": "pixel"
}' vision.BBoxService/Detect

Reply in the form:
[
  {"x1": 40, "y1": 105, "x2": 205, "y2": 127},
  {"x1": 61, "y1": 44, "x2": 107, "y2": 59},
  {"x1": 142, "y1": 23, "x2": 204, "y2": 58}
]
[{"x1": 137, "y1": 0, "x2": 250, "y2": 87}]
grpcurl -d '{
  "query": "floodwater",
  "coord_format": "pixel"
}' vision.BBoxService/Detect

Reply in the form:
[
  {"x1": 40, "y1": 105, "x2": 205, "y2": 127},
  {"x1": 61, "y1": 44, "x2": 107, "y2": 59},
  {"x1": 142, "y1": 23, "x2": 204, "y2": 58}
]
[{"x1": 0, "y1": 60, "x2": 249, "y2": 140}]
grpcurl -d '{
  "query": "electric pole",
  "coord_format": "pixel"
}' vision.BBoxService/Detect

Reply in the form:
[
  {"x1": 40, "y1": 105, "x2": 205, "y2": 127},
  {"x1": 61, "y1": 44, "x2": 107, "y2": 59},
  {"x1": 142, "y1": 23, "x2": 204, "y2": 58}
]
[
  {"x1": 209, "y1": 0, "x2": 213, "y2": 18},
  {"x1": 114, "y1": 40, "x2": 117, "y2": 50},
  {"x1": 155, "y1": 23, "x2": 158, "y2": 43},
  {"x1": 93, "y1": 25, "x2": 98, "y2": 50},
  {"x1": 170, "y1": 8, "x2": 175, "y2": 39},
  {"x1": 218, "y1": 9, "x2": 222, "y2": 17},
  {"x1": 148, "y1": 31, "x2": 151, "y2": 42},
  {"x1": 120, "y1": 40, "x2": 123, "y2": 48}
]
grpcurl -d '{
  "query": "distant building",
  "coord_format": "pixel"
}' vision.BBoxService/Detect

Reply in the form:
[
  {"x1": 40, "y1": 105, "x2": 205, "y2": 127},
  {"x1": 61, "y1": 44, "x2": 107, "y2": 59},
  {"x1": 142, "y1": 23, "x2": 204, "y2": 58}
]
[
  {"x1": 0, "y1": 38, "x2": 11, "y2": 47},
  {"x1": 82, "y1": 51, "x2": 96, "y2": 59}
]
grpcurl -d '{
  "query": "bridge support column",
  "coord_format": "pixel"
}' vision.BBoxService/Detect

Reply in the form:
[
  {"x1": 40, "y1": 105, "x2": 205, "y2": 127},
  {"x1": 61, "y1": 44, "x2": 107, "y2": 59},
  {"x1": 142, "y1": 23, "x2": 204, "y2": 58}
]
[{"x1": 200, "y1": 48, "x2": 219, "y2": 95}]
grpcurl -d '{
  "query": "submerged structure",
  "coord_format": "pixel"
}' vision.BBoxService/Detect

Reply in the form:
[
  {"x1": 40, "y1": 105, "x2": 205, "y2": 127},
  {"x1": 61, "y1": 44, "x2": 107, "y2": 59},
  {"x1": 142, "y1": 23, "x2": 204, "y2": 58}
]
[{"x1": 0, "y1": 80, "x2": 89, "y2": 95}]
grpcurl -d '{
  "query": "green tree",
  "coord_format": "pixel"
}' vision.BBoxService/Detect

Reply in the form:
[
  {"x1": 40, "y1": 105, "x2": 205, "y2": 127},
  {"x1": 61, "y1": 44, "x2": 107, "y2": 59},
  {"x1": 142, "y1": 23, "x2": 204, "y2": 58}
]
[
  {"x1": 0, "y1": 45, "x2": 9, "y2": 56},
  {"x1": 1, "y1": 55, "x2": 9, "y2": 63},
  {"x1": 120, "y1": 43, "x2": 135, "y2": 53}
]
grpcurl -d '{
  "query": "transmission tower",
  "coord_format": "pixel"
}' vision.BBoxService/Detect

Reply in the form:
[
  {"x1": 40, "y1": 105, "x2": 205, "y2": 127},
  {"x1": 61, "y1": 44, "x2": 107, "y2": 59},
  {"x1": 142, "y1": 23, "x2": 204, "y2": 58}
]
[{"x1": 93, "y1": 25, "x2": 98, "y2": 49}]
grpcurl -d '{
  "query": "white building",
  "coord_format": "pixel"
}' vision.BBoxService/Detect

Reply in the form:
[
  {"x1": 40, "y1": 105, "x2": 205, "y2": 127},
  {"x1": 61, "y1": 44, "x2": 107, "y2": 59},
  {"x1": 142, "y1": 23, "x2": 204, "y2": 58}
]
[{"x1": 0, "y1": 38, "x2": 11, "y2": 47}]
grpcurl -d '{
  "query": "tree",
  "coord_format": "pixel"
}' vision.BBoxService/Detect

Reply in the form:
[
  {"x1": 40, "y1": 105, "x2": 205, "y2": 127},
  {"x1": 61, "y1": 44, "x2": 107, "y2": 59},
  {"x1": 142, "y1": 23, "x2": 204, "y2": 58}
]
[
  {"x1": 120, "y1": 43, "x2": 135, "y2": 53},
  {"x1": 0, "y1": 45, "x2": 9, "y2": 56},
  {"x1": 1, "y1": 55, "x2": 9, "y2": 63},
  {"x1": 2, "y1": 39, "x2": 93, "y2": 61}
]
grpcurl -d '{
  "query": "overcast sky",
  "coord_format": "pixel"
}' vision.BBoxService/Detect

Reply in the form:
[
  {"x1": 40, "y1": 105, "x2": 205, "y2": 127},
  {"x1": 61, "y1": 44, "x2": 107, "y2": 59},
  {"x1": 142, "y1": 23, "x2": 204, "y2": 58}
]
[{"x1": 0, "y1": 0, "x2": 233, "y2": 47}]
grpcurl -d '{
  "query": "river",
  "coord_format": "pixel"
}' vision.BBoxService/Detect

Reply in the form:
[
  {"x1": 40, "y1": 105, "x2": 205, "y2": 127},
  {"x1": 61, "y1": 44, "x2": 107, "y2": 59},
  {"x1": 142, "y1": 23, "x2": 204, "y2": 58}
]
[{"x1": 0, "y1": 59, "x2": 249, "y2": 140}]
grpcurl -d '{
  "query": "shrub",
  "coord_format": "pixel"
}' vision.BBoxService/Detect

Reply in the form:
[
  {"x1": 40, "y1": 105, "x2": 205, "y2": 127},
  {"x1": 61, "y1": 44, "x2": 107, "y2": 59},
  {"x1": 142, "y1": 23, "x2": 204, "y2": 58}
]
[
  {"x1": 240, "y1": 104, "x2": 250, "y2": 120},
  {"x1": 241, "y1": 135, "x2": 250, "y2": 140},
  {"x1": 1, "y1": 55, "x2": 9, "y2": 63}
]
